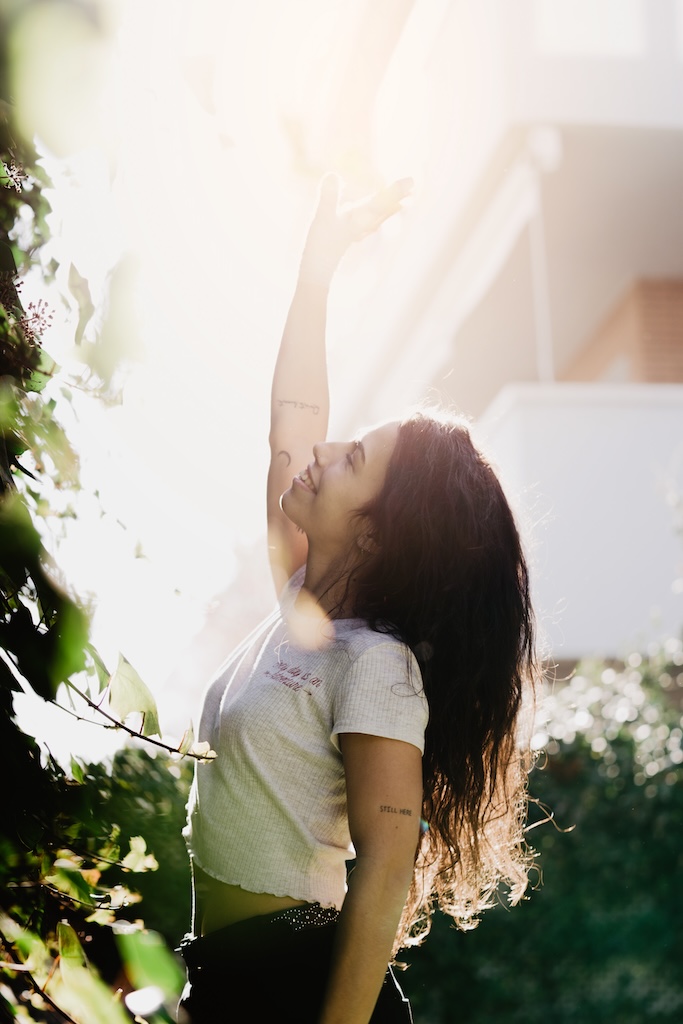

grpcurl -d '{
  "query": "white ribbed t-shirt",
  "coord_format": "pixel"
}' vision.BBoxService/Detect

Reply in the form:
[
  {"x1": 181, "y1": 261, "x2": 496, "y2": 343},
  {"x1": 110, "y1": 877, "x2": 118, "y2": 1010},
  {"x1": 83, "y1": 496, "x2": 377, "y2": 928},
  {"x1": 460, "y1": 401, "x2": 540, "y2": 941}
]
[{"x1": 183, "y1": 570, "x2": 428, "y2": 909}]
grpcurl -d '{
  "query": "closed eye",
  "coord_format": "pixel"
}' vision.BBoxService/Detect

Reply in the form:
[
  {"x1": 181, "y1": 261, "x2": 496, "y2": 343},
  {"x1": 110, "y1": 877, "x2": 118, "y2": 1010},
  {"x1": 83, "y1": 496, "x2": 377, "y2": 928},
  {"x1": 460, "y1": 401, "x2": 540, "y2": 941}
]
[{"x1": 346, "y1": 440, "x2": 361, "y2": 468}]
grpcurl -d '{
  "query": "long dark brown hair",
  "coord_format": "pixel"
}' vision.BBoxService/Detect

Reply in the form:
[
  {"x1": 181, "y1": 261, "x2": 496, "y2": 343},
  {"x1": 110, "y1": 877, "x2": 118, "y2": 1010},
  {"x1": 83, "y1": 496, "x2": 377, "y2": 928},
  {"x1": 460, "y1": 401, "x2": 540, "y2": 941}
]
[{"x1": 351, "y1": 409, "x2": 538, "y2": 950}]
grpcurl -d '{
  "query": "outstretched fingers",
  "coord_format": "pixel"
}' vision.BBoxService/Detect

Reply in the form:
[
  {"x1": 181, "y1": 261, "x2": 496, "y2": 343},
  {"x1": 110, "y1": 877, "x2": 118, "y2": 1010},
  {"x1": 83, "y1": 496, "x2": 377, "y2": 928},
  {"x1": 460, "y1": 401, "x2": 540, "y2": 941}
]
[
  {"x1": 347, "y1": 177, "x2": 414, "y2": 237},
  {"x1": 300, "y1": 174, "x2": 414, "y2": 285}
]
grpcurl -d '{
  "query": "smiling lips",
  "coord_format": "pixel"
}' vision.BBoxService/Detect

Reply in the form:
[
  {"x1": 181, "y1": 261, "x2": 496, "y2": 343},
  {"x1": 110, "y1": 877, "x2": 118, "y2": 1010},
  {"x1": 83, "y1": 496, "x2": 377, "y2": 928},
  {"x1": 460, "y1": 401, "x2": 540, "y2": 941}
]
[{"x1": 297, "y1": 466, "x2": 317, "y2": 493}]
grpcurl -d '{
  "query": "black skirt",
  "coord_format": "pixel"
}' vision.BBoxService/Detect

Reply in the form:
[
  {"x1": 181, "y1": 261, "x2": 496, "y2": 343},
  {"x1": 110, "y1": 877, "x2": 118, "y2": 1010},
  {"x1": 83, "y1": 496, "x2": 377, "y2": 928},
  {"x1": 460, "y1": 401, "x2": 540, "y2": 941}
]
[{"x1": 176, "y1": 903, "x2": 413, "y2": 1023}]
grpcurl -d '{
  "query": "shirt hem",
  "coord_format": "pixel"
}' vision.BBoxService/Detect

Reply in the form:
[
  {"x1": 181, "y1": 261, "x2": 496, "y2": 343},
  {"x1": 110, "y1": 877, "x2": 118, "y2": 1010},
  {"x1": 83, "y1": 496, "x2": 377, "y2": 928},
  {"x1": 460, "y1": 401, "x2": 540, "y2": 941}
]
[{"x1": 190, "y1": 853, "x2": 344, "y2": 910}]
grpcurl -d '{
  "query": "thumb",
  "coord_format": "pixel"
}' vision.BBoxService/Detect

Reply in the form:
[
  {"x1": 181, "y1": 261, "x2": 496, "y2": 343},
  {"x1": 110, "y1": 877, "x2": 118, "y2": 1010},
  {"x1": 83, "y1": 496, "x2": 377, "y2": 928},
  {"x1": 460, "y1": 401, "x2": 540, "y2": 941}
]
[{"x1": 316, "y1": 172, "x2": 340, "y2": 214}]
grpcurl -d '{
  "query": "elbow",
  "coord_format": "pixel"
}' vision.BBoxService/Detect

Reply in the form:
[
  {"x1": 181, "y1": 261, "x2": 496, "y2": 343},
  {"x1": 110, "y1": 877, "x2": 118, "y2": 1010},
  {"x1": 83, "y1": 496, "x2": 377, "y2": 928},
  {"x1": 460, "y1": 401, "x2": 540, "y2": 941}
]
[
  {"x1": 351, "y1": 847, "x2": 416, "y2": 896},
  {"x1": 268, "y1": 422, "x2": 281, "y2": 453}
]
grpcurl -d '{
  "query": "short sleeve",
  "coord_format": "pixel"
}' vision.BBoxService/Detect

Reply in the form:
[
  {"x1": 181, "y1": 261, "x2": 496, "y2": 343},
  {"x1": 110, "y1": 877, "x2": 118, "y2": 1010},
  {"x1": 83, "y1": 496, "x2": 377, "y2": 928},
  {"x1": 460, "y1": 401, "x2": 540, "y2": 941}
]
[{"x1": 331, "y1": 642, "x2": 429, "y2": 753}]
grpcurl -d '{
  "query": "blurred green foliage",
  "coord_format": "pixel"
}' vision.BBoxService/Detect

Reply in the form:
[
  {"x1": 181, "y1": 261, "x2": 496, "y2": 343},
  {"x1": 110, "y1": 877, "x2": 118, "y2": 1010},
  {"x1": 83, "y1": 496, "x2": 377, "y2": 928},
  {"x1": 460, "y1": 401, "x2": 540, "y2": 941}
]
[
  {"x1": 0, "y1": 12, "x2": 194, "y2": 1019},
  {"x1": 86, "y1": 748, "x2": 193, "y2": 947},
  {"x1": 0, "y1": 746, "x2": 191, "y2": 1022},
  {"x1": 403, "y1": 646, "x2": 683, "y2": 1024}
]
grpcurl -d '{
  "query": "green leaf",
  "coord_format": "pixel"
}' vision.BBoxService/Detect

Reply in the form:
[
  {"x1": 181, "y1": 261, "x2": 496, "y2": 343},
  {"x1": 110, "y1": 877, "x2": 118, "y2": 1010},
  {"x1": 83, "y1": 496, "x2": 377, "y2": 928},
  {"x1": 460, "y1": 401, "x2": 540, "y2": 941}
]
[
  {"x1": 0, "y1": 239, "x2": 17, "y2": 274},
  {"x1": 177, "y1": 723, "x2": 195, "y2": 755},
  {"x1": 86, "y1": 642, "x2": 110, "y2": 692},
  {"x1": 57, "y1": 921, "x2": 88, "y2": 971},
  {"x1": 0, "y1": 378, "x2": 20, "y2": 429},
  {"x1": 0, "y1": 914, "x2": 50, "y2": 974},
  {"x1": 57, "y1": 923, "x2": 130, "y2": 1024},
  {"x1": 116, "y1": 928, "x2": 185, "y2": 1002},
  {"x1": 25, "y1": 348, "x2": 58, "y2": 394},
  {"x1": 0, "y1": 493, "x2": 88, "y2": 693},
  {"x1": 46, "y1": 867, "x2": 95, "y2": 908},
  {"x1": 120, "y1": 835, "x2": 159, "y2": 873},
  {"x1": 107, "y1": 653, "x2": 161, "y2": 737},
  {"x1": 30, "y1": 412, "x2": 79, "y2": 484},
  {"x1": 0, "y1": 492, "x2": 42, "y2": 580},
  {"x1": 96, "y1": 827, "x2": 120, "y2": 867},
  {"x1": 47, "y1": 593, "x2": 89, "y2": 684},
  {"x1": 85, "y1": 907, "x2": 115, "y2": 926},
  {"x1": 68, "y1": 262, "x2": 95, "y2": 346},
  {"x1": 70, "y1": 756, "x2": 85, "y2": 784}
]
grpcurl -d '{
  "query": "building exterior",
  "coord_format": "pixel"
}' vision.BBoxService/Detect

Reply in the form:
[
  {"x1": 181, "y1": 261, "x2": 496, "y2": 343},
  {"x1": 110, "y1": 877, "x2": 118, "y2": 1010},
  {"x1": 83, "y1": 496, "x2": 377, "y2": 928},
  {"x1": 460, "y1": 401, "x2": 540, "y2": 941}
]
[{"x1": 319, "y1": 0, "x2": 683, "y2": 661}]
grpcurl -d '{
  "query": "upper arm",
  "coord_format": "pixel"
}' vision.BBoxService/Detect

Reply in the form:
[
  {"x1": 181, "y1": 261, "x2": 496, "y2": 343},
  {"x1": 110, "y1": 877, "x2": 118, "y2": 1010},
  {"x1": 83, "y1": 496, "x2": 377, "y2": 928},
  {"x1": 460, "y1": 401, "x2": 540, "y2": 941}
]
[
  {"x1": 266, "y1": 437, "x2": 312, "y2": 593},
  {"x1": 267, "y1": 276, "x2": 330, "y2": 593},
  {"x1": 339, "y1": 733, "x2": 423, "y2": 868}
]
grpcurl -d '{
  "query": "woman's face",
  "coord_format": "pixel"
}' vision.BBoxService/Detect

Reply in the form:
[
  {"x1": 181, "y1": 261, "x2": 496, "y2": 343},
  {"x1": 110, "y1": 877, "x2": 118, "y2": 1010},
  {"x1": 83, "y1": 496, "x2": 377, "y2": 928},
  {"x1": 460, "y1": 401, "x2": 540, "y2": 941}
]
[{"x1": 281, "y1": 421, "x2": 399, "y2": 560}]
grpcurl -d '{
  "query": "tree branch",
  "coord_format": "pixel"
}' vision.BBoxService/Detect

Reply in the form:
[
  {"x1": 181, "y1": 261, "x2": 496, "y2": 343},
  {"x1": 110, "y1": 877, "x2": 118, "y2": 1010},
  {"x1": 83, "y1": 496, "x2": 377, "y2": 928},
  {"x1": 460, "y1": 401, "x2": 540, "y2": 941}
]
[
  {"x1": 63, "y1": 681, "x2": 214, "y2": 761},
  {"x1": 0, "y1": 931, "x2": 81, "y2": 1024}
]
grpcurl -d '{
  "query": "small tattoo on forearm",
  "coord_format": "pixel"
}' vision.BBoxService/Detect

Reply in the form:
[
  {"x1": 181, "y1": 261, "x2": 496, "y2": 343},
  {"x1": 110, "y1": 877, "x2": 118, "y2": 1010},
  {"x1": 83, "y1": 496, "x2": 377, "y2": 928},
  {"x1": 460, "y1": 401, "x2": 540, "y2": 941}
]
[
  {"x1": 278, "y1": 399, "x2": 320, "y2": 415},
  {"x1": 277, "y1": 450, "x2": 292, "y2": 466},
  {"x1": 380, "y1": 806, "x2": 413, "y2": 816}
]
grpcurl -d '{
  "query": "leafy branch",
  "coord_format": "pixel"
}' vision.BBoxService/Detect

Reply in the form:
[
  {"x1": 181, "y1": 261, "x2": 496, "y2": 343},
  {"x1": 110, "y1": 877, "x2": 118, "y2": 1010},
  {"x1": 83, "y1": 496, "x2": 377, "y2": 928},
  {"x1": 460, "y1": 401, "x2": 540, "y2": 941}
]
[
  {"x1": 64, "y1": 672, "x2": 216, "y2": 762},
  {"x1": 0, "y1": 934, "x2": 82, "y2": 1024},
  {"x1": 0, "y1": 70, "x2": 195, "y2": 1023}
]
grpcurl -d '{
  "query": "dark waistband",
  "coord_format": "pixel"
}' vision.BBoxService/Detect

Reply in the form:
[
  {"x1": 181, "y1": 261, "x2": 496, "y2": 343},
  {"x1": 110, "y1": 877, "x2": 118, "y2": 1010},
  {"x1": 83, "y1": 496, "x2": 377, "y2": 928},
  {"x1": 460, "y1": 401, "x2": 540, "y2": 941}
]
[{"x1": 177, "y1": 903, "x2": 340, "y2": 969}]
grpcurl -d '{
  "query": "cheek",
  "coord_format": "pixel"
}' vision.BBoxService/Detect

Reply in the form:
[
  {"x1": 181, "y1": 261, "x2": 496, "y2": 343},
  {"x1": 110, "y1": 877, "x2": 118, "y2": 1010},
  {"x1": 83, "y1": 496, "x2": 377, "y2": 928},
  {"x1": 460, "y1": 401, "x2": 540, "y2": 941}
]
[
  {"x1": 317, "y1": 487, "x2": 357, "y2": 534},
  {"x1": 363, "y1": 470, "x2": 389, "y2": 504}
]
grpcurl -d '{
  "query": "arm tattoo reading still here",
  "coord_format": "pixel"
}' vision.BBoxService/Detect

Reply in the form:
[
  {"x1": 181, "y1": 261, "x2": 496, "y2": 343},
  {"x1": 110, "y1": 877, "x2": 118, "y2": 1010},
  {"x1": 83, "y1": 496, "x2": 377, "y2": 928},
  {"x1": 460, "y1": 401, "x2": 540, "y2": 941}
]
[
  {"x1": 380, "y1": 806, "x2": 413, "y2": 816},
  {"x1": 278, "y1": 398, "x2": 320, "y2": 414}
]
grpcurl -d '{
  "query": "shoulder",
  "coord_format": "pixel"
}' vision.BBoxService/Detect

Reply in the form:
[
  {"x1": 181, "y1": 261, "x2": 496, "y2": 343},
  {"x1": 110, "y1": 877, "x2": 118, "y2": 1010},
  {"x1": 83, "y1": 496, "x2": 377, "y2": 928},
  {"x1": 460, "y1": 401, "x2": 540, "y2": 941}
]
[
  {"x1": 342, "y1": 624, "x2": 419, "y2": 670},
  {"x1": 335, "y1": 625, "x2": 426, "y2": 704},
  {"x1": 331, "y1": 628, "x2": 429, "y2": 752}
]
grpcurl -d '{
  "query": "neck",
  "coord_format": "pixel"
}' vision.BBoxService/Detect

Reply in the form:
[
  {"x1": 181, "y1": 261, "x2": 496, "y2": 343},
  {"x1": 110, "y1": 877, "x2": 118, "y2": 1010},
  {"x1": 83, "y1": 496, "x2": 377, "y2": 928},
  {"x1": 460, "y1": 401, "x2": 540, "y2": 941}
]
[{"x1": 302, "y1": 548, "x2": 361, "y2": 619}]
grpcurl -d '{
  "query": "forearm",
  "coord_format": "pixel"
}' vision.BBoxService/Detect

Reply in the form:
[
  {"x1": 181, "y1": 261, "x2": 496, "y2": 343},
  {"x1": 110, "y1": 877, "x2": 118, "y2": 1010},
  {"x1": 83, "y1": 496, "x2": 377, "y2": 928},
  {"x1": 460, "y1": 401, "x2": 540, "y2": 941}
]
[
  {"x1": 269, "y1": 173, "x2": 411, "y2": 451},
  {"x1": 269, "y1": 272, "x2": 331, "y2": 451},
  {"x1": 266, "y1": 252, "x2": 340, "y2": 586},
  {"x1": 318, "y1": 856, "x2": 413, "y2": 1024}
]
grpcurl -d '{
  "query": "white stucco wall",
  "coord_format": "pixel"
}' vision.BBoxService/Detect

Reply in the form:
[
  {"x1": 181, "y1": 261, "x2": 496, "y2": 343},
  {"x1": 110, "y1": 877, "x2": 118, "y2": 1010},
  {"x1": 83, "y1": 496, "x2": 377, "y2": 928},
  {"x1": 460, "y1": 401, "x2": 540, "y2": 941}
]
[{"x1": 475, "y1": 383, "x2": 683, "y2": 660}]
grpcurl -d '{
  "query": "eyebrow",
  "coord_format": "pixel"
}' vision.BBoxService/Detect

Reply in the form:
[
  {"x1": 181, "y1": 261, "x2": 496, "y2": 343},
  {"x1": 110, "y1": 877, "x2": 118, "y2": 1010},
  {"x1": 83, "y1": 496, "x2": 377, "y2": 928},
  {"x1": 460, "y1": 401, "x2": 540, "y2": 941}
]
[{"x1": 355, "y1": 440, "x2": 366, "y2": 464}]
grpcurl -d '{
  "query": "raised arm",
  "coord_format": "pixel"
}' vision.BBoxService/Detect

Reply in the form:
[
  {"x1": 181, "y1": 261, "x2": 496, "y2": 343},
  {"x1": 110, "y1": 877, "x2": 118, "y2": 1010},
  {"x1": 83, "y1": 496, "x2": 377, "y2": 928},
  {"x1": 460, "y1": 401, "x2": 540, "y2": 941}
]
[{"x1": 267, "y1": 175, "x2": 413, "y2": 592}]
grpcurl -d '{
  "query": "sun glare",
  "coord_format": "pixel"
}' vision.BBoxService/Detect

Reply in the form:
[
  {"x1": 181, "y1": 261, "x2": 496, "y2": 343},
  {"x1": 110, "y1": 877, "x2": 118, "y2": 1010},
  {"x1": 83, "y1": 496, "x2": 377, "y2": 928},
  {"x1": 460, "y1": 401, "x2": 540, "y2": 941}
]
[{"x1": 8, "y1": 0, "x2": 434, "y2": 755}]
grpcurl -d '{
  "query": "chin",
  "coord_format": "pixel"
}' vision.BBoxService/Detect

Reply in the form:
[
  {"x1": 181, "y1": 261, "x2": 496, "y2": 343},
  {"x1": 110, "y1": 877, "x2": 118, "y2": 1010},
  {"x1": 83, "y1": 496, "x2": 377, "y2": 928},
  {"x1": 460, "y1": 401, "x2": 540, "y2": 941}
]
[{"x1": 280, "y1": 489, "x2": 301, "y2": 527}]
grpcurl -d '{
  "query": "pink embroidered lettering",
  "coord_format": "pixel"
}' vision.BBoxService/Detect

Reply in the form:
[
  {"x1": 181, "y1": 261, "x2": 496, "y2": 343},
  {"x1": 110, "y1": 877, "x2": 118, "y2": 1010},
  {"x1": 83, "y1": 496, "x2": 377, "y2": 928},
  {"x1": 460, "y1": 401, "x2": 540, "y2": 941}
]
[{"x1": 267, "y1": 664, "x2": 324, "y2": 693}]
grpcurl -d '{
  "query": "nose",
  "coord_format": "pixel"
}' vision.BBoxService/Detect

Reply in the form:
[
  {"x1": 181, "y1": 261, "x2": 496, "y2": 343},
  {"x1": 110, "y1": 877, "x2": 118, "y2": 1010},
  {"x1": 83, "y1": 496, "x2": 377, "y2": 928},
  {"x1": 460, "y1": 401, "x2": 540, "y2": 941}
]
[
  {"x1": 313, "y1": 441, "x2": 344, "y2": 466},
  {"x1": 312, "y1": 442, "x2": 326, "y2": 465}
]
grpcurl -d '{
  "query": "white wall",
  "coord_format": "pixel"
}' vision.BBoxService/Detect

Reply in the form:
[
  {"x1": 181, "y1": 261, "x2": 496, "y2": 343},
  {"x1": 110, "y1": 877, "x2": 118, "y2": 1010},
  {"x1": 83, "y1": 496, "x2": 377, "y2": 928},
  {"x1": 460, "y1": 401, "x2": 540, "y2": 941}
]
[
  {"x1": 501, "y1": 0, "x2": 683, "y2": 128},
  {"x1": 475, "y1": 383, "x2": 683, "y2": 660}
]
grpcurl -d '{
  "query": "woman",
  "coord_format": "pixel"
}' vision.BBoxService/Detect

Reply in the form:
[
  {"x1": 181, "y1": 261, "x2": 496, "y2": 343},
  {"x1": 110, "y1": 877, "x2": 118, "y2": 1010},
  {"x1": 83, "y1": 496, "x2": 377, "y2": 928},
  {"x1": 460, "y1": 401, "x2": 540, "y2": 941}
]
[{"x1": 178, "y1": 176, "x2": 537, "y2": 1023}]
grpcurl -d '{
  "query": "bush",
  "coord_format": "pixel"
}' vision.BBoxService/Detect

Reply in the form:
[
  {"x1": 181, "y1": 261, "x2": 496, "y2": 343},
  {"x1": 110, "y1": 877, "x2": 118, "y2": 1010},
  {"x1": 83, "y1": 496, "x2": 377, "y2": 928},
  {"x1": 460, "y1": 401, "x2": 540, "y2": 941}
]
[{"x1": 403, "y1": 646, "x2": 683, "y2": 1023}]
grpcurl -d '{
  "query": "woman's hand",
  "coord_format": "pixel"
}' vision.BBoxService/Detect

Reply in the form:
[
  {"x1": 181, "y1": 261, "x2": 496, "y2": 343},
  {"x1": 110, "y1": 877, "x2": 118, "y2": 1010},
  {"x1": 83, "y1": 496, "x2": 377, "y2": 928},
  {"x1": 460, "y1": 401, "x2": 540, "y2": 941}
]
[{"x1": 299, "y1": 174, "x2": 413, "y2": 286}]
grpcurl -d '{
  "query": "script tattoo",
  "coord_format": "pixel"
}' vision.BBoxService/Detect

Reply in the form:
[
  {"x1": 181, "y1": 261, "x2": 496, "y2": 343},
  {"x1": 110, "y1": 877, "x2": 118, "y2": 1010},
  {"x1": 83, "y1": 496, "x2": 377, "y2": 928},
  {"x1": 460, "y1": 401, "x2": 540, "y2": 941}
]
[
  {"x1": 380, "y1": 806, "x2": 413, "y2": 816},
  {"x1": 278, "y1": 398, "x2": 320, "y2": 415}
]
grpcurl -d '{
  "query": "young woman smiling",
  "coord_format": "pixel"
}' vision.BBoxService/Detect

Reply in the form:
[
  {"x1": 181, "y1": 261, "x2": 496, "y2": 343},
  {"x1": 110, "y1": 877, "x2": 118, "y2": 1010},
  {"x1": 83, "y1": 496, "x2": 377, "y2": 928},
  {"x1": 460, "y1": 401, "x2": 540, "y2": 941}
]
[{"x1": 178, "y1": 176, "x2": 538, "y2": 1023}]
